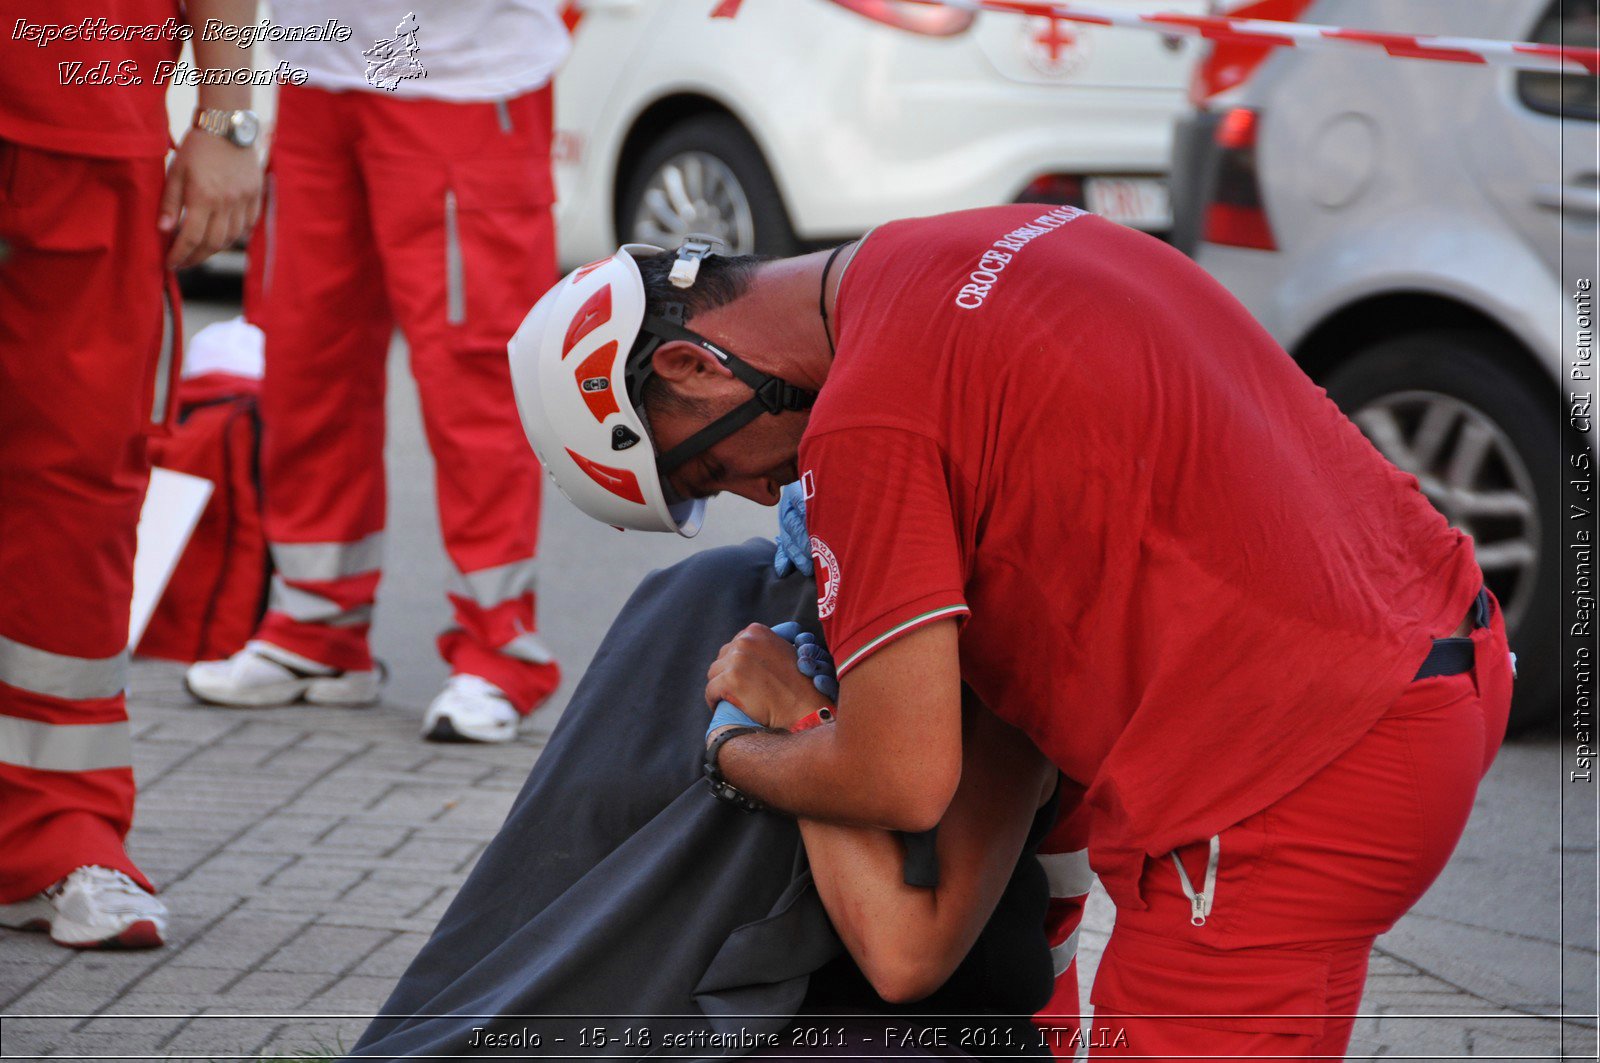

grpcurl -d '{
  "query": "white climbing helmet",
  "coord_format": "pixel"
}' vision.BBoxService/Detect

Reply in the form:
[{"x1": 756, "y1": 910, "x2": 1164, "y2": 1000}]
[{"x1": 508, "y1": 237, "x2": 816, "y2": 537}]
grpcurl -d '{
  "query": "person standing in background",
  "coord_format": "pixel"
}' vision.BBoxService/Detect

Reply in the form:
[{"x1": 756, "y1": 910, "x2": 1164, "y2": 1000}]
[
  {"x1": 0, "y1": 0, "x2": 263, "y2": 949},
  {"x1": 186, "y1": 2, "x2": 570, "y2": 744}
]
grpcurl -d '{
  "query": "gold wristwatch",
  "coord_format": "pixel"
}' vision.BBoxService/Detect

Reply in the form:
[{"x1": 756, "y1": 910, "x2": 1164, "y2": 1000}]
[{"x1": 193, "y1": 109, "x2": 261, "y2": 149}]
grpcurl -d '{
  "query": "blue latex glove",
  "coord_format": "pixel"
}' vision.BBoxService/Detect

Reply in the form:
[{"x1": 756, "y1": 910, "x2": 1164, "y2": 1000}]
[
  {"x1": 706, "y1": 699, "x2": 760, "y2": 739},
  {"x1": 707, "y1": 622, "x2": 837, "y2": 737},
  {"x1": 773, "y1": 481, "x2": 813, "y2": 577},
  {"x1": 769, "y1": 622, "x2": 838, "y2": 701}
]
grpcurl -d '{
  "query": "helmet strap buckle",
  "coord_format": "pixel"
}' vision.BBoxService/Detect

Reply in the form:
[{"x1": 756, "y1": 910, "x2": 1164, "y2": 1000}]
[{"x1": 668, "y1": 233, "x2": 724, "y2": 289}]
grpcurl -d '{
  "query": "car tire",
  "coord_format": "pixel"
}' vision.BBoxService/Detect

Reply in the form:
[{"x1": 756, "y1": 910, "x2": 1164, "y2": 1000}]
[
  {"x1": 1323, "y1": 331, "x2": 1562, "y2": 733},
  {"x1": 617, "y1": 114, "x2": 798, "y2": 257}
]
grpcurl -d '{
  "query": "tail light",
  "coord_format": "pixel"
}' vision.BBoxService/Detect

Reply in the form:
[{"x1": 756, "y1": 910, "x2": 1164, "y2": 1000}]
[
  {"x1": 826, "y1": 0, "x2": 975, "y2": 36},
  {"x1": 1189, "y1": 0, "x2": 1315, "y2": 104},
  {"x1": 559, "y1": 0, "x2": 582, "y2": 34},
  {"x1": 1202, "y1": 108, "x2": 1276, "y2": 250},
  {"x1": 1016, "y1": 174, "x2": 1084, "y2": 206}
]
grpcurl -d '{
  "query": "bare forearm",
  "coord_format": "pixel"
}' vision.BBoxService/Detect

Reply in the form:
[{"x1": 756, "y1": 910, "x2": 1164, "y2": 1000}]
[
  {"x1": 720, "y1": 723, "x2": 955, "y2": 832},
  {"x1": 187, "y1": 0, "x2": 256, "y2": 110},
  {"x1": 795, "y1": 703, "x2": 1056, "y2": 1005},
  {"x1": 799, "y1": 819, "x2": 966, "y2": 1002}
]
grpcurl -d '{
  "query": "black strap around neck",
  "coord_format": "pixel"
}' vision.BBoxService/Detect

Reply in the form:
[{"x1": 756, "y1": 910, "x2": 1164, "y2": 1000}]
[{"x1": 819, "y1": 243, "x2": 847, "y2": 359}]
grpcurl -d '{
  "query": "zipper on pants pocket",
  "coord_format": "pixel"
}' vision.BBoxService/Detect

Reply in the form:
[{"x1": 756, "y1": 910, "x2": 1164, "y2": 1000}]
[{"x1": 1171, "y1": 833, "x2": 1220, "y2": 927}]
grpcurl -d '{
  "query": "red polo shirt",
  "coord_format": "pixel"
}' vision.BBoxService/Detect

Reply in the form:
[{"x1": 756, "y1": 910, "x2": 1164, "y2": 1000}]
[
  {"x1": 801, "y1": 206, "x2": 1481, "y2": 907},
  {"x1": 0, "y1": 1, "x2": 182, "y2": 159}
]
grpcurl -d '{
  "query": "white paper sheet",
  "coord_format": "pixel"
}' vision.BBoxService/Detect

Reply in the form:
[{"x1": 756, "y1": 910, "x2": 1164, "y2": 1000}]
[{"x1": 129, "y1": 467, "x2": 214, "y2": 649}]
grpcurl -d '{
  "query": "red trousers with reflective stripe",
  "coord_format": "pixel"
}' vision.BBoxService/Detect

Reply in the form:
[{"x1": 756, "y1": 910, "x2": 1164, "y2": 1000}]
[
  {"x1": 250, "y1": 84, "x2": 557, "y2": 711},
  {"x1": 0, "y1": 142, "x2": 172, "y2": 902},
  {"x1": 1086, "y1": 598, "x2": 1514, "y2": 1060},
  {"x1": 1035, "y1": 780, "x2": 1093, "y2": 1058}
]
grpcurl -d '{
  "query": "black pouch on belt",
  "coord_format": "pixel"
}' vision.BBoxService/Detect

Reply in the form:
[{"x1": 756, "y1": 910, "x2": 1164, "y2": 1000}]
[{"x1": 1412, "y1": 587, "x2": 1490, "y2": 681}]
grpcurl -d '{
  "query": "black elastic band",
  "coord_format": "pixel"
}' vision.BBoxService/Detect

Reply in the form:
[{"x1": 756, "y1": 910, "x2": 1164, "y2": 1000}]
[
  {"x1": 657, "y1": 400, "x2": 768, "y2": 473},
  {"x1": 642, "y1": 315, "x2": 816, "y2": 414},
  {"x1": 1412, "y1": 587, "x2": 1491, "y2": 681},
  {"x1": 640, "y1": 313, "x2": 819, "y2": 475},
  {"x1": 819, "y1": 243, "x2": 847, "y2": 359}
]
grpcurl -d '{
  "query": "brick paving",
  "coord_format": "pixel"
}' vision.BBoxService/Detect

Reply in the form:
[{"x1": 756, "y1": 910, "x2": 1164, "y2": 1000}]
[
  {"x1": 0, "y1": 659, "x2": 1592, "y2": 1061},
  {"x1": 1, "y1": 660, "x2": 537, "y2": 1062}
]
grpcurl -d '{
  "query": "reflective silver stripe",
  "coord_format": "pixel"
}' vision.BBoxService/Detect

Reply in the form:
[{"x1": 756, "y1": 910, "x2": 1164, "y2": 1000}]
[
  {"x1": 0, "y1": 716, "x2": 132, "y2": 773},
  {"x1": 494, "y1": 99, "x2": 513, "y2": 133},
  {"x1": 269, "y1": 533, "x2": 385, "y2": 583},
  {"x1": 0, "y1": 634, "x2": 127, "y2": 700},
  {"x1": 444, "y1": 189, "x2": 465, "y2": 325},
  {"x1": 1037, "y1": 849, "x2": 1094, "y2": 899},
  {"x1": 1050, "y1": 926, "x2": 1081, "y2": 977},
  {"x1": 268, "y1": 578, "x2": 374, "y2": 628},
  {"x1": 501, "y1": 630, "x2": 555, "y2": 665},
  {"x1": 447, "y1": 558, "x2": 538, "y2": 609},
  {"x1": 262, "y1": 171, "x2": 278, "y2": 299},
  {"x1": 150, "y1": 284, "x2": 176, "y2": 423}
]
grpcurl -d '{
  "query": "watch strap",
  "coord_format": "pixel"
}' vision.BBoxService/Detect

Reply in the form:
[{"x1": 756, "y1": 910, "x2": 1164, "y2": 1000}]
[
  {"x1": 193, "y1": 109, "x2": 255, "y2": 147},
  {"x1": 789, "y1": 705, "x2": 835, "y2": 733},
  {"x1": 194, "y1": 109, "x2": 230, "y2": 138},
  {"x1": 703, "y1": 725, "x2": 768, "y2": 812}
]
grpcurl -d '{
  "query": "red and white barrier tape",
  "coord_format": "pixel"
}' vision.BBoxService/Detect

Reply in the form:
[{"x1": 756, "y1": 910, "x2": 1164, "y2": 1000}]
[{"x1": 710, "y1": 0, "x2": 1600, "y2": 75}]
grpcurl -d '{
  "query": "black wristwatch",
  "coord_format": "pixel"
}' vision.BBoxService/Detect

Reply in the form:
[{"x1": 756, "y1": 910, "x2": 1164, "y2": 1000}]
[{"x1": 703, "y1": 725, "x2": 768, "y2": 812}]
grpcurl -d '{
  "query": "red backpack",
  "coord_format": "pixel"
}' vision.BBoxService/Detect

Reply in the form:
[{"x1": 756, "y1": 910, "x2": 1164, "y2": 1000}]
[{"x1": 136, "y1": 371, "x2": 270, "y2": 663}]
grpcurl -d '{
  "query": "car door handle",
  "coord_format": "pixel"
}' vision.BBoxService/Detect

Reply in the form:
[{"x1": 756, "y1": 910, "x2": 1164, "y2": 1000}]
[{"x1": 1533, "y1": 182, "x2": 1600, "y2": 217}]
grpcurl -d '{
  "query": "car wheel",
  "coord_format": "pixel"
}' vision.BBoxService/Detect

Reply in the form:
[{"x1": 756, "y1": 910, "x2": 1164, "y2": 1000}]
[
  {"x1": 618, "y1": 114, "x2": 797, "y2": 257},
  {"x1": 1324, "y1": 331, "x2": 1562, "y2": 733}
]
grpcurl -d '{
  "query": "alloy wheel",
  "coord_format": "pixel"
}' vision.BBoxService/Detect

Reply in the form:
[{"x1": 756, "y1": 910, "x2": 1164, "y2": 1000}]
[
  {"x1": 1353, "y1": 391, "x2": 1540, "y2": 632},
  {"x1": 629, "y1": 150, "x2": 756, "y2": 254}
]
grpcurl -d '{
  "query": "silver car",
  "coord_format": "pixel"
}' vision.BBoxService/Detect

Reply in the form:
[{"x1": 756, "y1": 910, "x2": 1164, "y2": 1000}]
[{"x1": 1173, "y1": 0, "x2": 1598, "y2": 729}]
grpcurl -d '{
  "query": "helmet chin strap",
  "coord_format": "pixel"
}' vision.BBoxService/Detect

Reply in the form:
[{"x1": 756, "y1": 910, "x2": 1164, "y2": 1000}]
[{"x1": 635, "y1": 312, "x2": 817, "y2": 475}]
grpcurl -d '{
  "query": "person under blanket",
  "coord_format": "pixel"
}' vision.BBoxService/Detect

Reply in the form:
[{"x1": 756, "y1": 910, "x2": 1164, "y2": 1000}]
[{"x1": 347, "y1": 536, "x2": 1059, "y2": 1062}]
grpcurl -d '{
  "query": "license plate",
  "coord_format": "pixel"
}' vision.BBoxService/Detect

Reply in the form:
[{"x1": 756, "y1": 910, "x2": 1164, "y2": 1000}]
[{"x1": 1085, "y1": 177, "x2": 1172, "y2": 230}]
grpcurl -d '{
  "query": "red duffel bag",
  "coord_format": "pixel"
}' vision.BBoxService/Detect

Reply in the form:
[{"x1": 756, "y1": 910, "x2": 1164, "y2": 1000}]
[{"x1": 136, "y1": 321, "x2": 270, "y2": 663}]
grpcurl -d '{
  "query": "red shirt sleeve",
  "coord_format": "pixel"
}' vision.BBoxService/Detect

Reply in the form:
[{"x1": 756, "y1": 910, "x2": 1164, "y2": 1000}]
[{"x1": 800, "y1": 427, "x2": 970, "y2": 676}]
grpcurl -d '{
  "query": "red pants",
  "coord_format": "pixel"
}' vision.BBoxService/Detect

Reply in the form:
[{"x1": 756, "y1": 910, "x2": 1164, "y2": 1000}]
[
  {"x1": 250, "y1": 84, "x2": 558, "y2": 711},
  {"x1": 1035, "y1": 779, "x2": 1094, "y2": 1058},
  {"x1": 1087, "y1": 597, "x2": 1514, "y2": 1060},
  {"x1": 0, "y1": 141, "x2": 174, "y2": 901}
]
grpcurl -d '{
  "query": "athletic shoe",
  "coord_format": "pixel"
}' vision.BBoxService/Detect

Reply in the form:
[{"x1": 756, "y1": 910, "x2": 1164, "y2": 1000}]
[
  {"x1": 422, "y1": 674, "x2": 521, "y2": 744},
  {"x1": 185, "y1": 640, "x2": 382, "y2": 708},
  {"x1": 0, "y1": 866, "x2": 167, "y2": 949}
]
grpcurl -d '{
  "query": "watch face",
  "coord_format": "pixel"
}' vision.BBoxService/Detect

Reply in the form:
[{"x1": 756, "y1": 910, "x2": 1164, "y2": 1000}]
[{"x1": 230, "y1": 111, "x2": 260, "y2": 148}]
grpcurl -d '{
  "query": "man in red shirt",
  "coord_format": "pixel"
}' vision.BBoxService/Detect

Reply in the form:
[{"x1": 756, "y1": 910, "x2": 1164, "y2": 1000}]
[
  {"x1": 509, "y1": 207, "x2": 1514, "y2": 1058},
  {"x1": 0, "y1": 0, "x2": 262, "y2": 948}
]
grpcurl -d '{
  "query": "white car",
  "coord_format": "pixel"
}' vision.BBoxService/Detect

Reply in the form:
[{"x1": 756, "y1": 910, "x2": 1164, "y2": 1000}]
[
  {"x1": 553, "y1": 0, "x2": 1206, "y2": 262},
  {"x1": 1173, "y1": 0, "x2": 1598, "y2": 728}
]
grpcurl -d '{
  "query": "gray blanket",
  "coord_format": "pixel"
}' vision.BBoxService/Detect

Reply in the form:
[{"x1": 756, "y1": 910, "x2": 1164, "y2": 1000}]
[{"x1": 349, "y1": 540, "x2": 843, "y2": 1061}]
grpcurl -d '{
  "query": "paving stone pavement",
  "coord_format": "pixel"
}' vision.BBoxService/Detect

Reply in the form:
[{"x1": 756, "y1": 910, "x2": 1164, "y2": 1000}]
[
  {"x1": 1, "y1": 660, "x2": 540, "y2": 1062},
  {"x1": 0, "y1": 659, "x2": 1591, "y2": 1062}
]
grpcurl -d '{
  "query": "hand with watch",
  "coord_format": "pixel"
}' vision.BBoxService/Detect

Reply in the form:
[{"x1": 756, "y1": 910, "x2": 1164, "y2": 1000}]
[
  {"x1": 703, "y1": 622, "x2": 838, "y2": 811},
  {"x1": 159, "y1": 107, "x2": 264, "y2": 270}
]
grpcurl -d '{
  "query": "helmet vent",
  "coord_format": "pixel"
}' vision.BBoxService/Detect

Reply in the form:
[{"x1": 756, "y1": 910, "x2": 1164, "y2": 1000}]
[{"x1": 562, "y1": 285, "x2": 613, "y2": 359}]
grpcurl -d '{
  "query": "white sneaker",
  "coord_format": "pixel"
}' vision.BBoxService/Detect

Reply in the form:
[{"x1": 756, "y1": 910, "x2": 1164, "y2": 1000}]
[
  {"x1": 185, "y1": 640, "x2": 382, "y2": 708},
  {"x1": 0, "y1": 866, "x2": 167, "y2": 949},
  {"x1": 422, "y1": 675, "x2": 521, "y2": 744}
]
